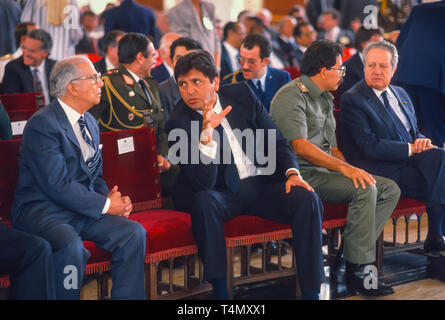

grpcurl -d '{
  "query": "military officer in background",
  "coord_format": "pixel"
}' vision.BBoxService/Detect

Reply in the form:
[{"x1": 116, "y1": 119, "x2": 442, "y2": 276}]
[{"x1": 90, "y1": 33, "x2": 178, "y2": 204}]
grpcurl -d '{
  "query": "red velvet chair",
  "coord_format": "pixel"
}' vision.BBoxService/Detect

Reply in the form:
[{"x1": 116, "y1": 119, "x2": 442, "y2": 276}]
[
  {"x1": 6, "y1": 109, "x2": 38, "y2": 138},
  {"x1": 0, "y1": 93, "x2": 44, "y2": 110},
  {"x1": 283, "y1": 67, "x2": 301, "y2": 80}
]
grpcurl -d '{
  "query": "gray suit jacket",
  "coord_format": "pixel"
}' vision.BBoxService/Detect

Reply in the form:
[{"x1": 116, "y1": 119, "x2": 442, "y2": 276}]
[
  {"x1": 168, "y1": 0, "x2": 220, "y2": 56},
  {"x1": 159, "y1": 76, "x2": 181, "y2": 122}
]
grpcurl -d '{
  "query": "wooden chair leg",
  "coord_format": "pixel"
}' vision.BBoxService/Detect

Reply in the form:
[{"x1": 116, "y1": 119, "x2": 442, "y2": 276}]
[
  {"x1": 146, "y1": 262, "x2": 159, "y2": 300},
  {"x1": 226, "y1": 247, "x2": 234, "y2": 299}
]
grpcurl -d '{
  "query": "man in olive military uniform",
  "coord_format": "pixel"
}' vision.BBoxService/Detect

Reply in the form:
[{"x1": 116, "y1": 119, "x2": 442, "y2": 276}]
[
  {"x1": 90, "y1": 33, "x2": 178, "y2": 202},
  {"x1": 270, "y1": 40, "x2": 401, "y2": 297}
]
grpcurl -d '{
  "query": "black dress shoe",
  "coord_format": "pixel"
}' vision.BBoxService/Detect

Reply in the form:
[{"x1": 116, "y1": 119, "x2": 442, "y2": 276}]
[
  {"x1": 345, "y1": 261, "x2": 395, "y2": 297},
  {"x1": 426, "y1": 259, "x2": 445, "y2": 282},
  {"x1": 424, "y1": 236, "x2": 445, "y2": 257}
]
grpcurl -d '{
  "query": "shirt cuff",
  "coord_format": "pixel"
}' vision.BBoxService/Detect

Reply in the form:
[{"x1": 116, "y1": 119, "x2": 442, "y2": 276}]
[
  {"x1": 408, "y1": 143, "x2": 412, "y2": 157},
  {"x1": 199, "y1": 140, "x2": 218, "y2": 159},
  {"x1": 286, "y1": 168, "x2": 301, "y2": 178},
  {"x1": 102, "y1": 197, "x2": 111, "y2": 214}
]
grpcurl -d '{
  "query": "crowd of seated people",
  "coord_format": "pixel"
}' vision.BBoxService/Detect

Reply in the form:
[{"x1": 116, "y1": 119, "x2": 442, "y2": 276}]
[{"x1": 1, "y1": 0, "x2": 444, "y2": 301}]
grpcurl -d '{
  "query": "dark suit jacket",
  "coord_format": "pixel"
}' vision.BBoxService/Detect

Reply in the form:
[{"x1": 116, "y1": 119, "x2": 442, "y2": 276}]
[
  {"x1": 339, "y1": 79, "x2": 424, "y2": 177},
  {"x1": 151, "y1": 63, "x2": 170, "y2": 84},
  {"x1": 273, "y1": 37, "x2": 299, "y2": 68},
  {"x1": 11, "y1": 99, "x2": 109, "y2": 224},
  {"x1": 220, "y1": 43, "x2": 234, "y2": 81},
  {"x1": 318, "y1": 28, "x2": 354, "y2": 47},
  {"x1": 337, "y1": 52, "x2": 364, "y2": 98},
  {"x1": 0, "y1": 101, "x2": 12, "y2": 140},
  {"x1": 221, "y1": 67, "x2": 291, "y2": 112},
  {"x1": 159, "y1": 76, "x2": 180, "y2": 121},
  {"x1": 393, "y1": 0, "x2": 445, "y2": 95},
  {"x1": 93, "y1": 57, "x2": 107, "y2": 75},
  {"x1": 1, "y1": 56, "x2": 56, "y2": 101},
  {"x1": 75, "y1": 30, "x2": 95, "y2": 54},
  {"x1": 165, "y1": 82, "x2": 299, "y2": 201},
  {"x1": 104, "y1": 0, "x2": 158, "y2": 47}
]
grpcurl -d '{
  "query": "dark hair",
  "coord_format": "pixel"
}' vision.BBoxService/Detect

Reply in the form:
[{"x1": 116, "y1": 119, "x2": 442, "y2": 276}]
[
  {"x1": 174, "y1": 50, "x2": 219, "y2": 83},
  {"x1": 14, "y1": 22, "x2": 36, "y2": 48},
  {"x1": 27, "y1": 29, "x2": 53, "y2": 51},
  {"x1": 223, "y1": 21, "x2": 239, "y2": 41},
  {"x1": 170, "y1": 37, "x2": 202, "y2": 61},
  {"x1": 322, "y1": 9, "x2": 341, "y2": 21},
  {"x1": 241, "y1": 33, "x2": 271, "y2": 59},
  {"x1": 354, "y1": 26, "x2": 384, "y2": 51},
  {"x1": 118, "y1": 33, "x2": 150, "y2": 64},
  {"x1": 81, "y1": 10, "x2": 97, "y2": 20},
  {"x1": 103, "y1": 30, "x2": 126, "y2": 54},
  {"x1": 293, "y1": 22, "x2": 311, "y2": 38},
  {"x1": 300, "y1": 39, "x2": 343, "y2": 76}
]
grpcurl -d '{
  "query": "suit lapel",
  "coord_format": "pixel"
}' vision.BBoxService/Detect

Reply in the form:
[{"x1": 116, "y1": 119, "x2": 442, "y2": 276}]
[
  {"x1": 53, "y1": 101, "x2": 93, "y2": 178},
  {"x1": 20, "y1": 57, "x2": 34, "y2": 92}
]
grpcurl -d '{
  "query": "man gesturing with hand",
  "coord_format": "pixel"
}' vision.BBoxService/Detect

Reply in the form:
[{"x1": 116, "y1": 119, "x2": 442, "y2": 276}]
[
  {"x1": 11, "y1": 56, "x2": 146, "y2": 300},
  {"x1": 166, "y1": 50, "x2": 324, "y2": 300}
]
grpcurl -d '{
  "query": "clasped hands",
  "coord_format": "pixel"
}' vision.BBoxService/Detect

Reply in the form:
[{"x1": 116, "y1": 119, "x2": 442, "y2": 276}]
[
  {"x1": 410, "y1": 138, "x2": 436, "y2": 155},
  {"x1": 107, "y1": 185, "x2": 132, "y2": 218}
]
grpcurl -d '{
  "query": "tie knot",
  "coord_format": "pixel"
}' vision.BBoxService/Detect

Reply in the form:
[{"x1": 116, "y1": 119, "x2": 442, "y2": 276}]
[
  {"x1": 78, "y1": 115, "x2": 86, "y2": 127},
  {"x1": 256, "y1": 80, "x2": 262, "y2": 91},
  {"x1": 138, "y1": 79, "x2": 146, "y2": 88}
]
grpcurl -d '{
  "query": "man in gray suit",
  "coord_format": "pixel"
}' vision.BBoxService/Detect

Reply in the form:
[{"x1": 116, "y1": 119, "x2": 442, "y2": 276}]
[
  {"x1": 159, "y1": 37, "x2": 202, "y2": 121},
  {"x1": 168, "y1": 0, "x2": 220, "y2": 68}
]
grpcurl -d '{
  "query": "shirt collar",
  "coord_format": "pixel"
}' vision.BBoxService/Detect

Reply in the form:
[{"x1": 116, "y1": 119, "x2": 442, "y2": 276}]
[
  {"x1": 58, "y1": 98, "x2": 83, "y2": 127},
  {"x1": 251, "y1": 68, "x2": 268, "y2": 91},
  {"x1": 223, "y1": 41, "x2": 239, "y2": 56},
  {"x1": 125, "y1": 67, "x2": 142, "y2": 83},
  {"x1": 195, "y1": 95, "x2": 222, "y2": 116},
  {"x1": 105, "y1": 57, "x2": 117, "y2": 71},
  {"x1": 164, "y1": 62, "x2": 174, "y2": 77},
  {"x1": 30, "y1": 59, "x2": 45, "y2": 74},
  {"x1": 372, "y1": 86, "x2": 393, "y2": 99}
]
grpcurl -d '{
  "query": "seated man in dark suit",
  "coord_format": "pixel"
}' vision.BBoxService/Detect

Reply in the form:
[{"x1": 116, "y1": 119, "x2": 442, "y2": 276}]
[
  {"x1": 220, "y1": 21, "x2": 245, "y2": 80},
  {"x1": 318, "y1": 9, "x2": 354, "y2": 48},
  {"x1": 337, "y1": 26, "x2": 383, "y2": 98},
  {"x1": 272, "y1": 16, "x2": 298, "y2": 68},
  {"x1": 340, "y1": 40, "x2": 445, "y2": 282},
  {"x1": 150, "y1": 32, "x2": 181, "y2": 84},
  {"x1": 0, "y1": 224, "x2": 55, "y2": 299},
  {"x1": 293, "y1": 22, "x2": 316, "y2": 69},
  {"x1": 222, "y1": 33, "x2": 291, "y2": 112},
  {"x1": 11, "y1": 55, "x2": 146, "y2": 299},
  {"x1": 93, "y1": 30, "x2": 125, "y2": 75},
  {"x1": 159, "y1": 37, "x2": 202, "y2": 121},
  {"x1": 75, "y1": 10, "x2": 100, "y2": 55},
  {"x1": 166, "y1": 50, "x2": 324, "y2": 300},
  {"x1": 2, "y1": 29, "x2": 56, "y2": 105}
]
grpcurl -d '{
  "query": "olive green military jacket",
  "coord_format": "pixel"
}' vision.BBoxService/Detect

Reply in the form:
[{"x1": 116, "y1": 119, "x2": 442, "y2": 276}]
[{"x1": 90, "y1": 65, "x2": 168, "y2": 156}]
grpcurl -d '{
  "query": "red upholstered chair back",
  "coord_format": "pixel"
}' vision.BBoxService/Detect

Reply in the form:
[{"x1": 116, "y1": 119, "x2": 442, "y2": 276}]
[
  {"x1": 0, "y1": 93, "x2": 44, "y2": 110},
  {"x1": 283, "y1": 67, "x2": 301, "y2": 80},
  {"x1": 0, "y1": 139, "x2": 22, "y2": 224},
  {"x1": 100, "y1": 127, "x2": 163, "y2": 211},
  {"x1": 7, "y1": 109, "x2": 38, "y2": 138}
]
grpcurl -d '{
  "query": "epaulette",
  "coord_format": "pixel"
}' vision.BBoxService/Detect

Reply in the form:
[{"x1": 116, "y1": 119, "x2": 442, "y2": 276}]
[
  {"x1": 223, "y1": 70, "x2": 242, "y2": 84},
  {"x1": 295, "y1": 79, "x2": 308, "y2": 93},
  {"x1": 106, "y1": 68, "x2": 120, "y2": 76},
  {"x1": 0, "y1": 54, "x2": 12, "y2": 61}
]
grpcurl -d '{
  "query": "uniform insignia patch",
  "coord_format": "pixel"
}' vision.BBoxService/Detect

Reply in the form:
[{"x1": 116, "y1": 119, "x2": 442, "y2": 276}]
[
  {"x1": 129, "y1": 91, "x2": 135, "y2": 97},
  {"x1": 128, "y1": 113, "x2": 135, "y2": 121},
  {"x1": 122, "y1": 74, "x2": 135, "y2": 86},
  {"x1": 296, "y1": 81, "x2": 308, "y2": 92}
]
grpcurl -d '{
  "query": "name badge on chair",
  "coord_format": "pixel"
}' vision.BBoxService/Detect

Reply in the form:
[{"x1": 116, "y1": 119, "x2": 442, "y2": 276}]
[{"x1": 117, "y1": 137, "x2": 135, "y2": 155}]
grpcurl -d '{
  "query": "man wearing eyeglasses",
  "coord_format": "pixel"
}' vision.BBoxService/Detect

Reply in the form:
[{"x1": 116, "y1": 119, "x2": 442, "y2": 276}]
[
  {"x1": 11, "y1": 55, "x2": 146, "y2": 299},
  {"x1": 270, "y1": 40, "x2": 401, "y2": 297},
  {"x1": 221, "y1": 33, "x2": 290, "y2": 113},
  {"x1": 2, "y1": 29, "x2": 56, "y2": 105}
]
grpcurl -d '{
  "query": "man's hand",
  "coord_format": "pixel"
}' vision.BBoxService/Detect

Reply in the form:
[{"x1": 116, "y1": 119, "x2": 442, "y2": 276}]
[
  {"x1": 157, "y1": 155, "x2": 171, "y2": 173},
  {"x1": 410, "y1": 138, "x2": 436, "y2": 154},
  {"x1": 285, "y1": 174, "x2": 314, "y2": 194},
  {"x1": 201, "y1": 100, "x2": 232, "y2": 145},
  {"x1": 107, "y1": 185, "x2": 132, "y2": 218},
  {"x1": 338, "y1": 164, "x2": 376, "y2": 189}
]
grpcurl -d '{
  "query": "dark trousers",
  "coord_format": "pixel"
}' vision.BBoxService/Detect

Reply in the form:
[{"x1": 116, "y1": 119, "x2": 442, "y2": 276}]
[
  {"x1": 389, "y1": 148, "x2": 445, "y2": 236},
  {"x1": 174, "y1": 175, "x2": 325, "y2": 292},
  {"x1": 0, "y1": 224, "x2": 55, "y2": 299},
  {"x1": 13, "y1": 211, "x2": 146, "y2": 300}
]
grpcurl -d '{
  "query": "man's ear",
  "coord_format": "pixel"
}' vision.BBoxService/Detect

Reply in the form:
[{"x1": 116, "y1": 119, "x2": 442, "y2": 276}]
[
  {"x1": 213, "y1": 76, "x2": 220, "y2": 92},
  {"x1": 42, "y1": 50, "x2": 50, "y2": 60}
]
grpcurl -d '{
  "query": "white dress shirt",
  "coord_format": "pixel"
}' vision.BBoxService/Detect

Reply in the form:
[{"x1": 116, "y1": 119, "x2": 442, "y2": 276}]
[
  {"x1": 105, "y1": 57, "x2": 118, "y2": 71},
  {"x1": 223, "y1": 41, "x2": 240, "y2": 72},
  {"x1": 252, "y1": 70, "x2": 268, "y2": 92},
  {"x1": 58, "y1": 99, "x2": 110, "y2": 213}
]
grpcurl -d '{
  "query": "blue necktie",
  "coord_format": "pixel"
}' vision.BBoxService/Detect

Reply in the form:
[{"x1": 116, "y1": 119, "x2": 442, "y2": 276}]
[
  {"x1": 78, "y1": 115, "x2": 101, "y2": 174},
  {"x1": 381, "y1": 91, "x2": 412, "y2": 143}
]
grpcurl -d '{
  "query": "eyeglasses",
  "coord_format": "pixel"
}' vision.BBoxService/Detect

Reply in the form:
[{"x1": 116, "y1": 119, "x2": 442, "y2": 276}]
[
  {"x1": 329, "y1": 66, "x2": 346, "y2": 77},
  {"x1": 70, "y1": 73, "x2": 102, "y2": 84},
  {"x1": 238, "y1": 57, "x2": 262, "y2": 67}
]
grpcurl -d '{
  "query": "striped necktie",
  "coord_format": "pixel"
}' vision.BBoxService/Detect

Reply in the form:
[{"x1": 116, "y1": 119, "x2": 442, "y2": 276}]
[{"x1": 78, "y1": 115, "x2": 101, "y2": 173}]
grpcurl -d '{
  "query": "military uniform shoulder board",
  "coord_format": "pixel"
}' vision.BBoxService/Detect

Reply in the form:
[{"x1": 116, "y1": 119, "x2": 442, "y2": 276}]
[
  {"x1": 296, "y1": 80, "x2": 308, "y2": 93},
  {"x1": 106, "y1": 69, "x2": 119, "y2": 75},
  {"x1": 0, "y1": 53, "x2": 12, "y2": 61},
  {"x1": 122, "y1": 74, "x2": 135, "y2": 86}
]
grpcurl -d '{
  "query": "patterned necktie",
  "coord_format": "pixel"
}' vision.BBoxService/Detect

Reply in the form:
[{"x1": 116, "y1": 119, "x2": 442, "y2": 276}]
[
  {"x1": 78, "y1": 115, "x2": 101, "y2": 173},
  {"x1": 32, "y1": 68, "x2": 43, "y2": 93},
  {"x1": 381, "y1": 91, "x2": 412, "y2": 143}
]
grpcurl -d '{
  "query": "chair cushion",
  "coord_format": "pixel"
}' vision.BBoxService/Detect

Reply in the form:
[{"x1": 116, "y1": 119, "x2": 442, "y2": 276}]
[
  {"x1": 392, "y1": 197, "x2": 426, "y2": 219},
  {"x1": 0, "y1": 275, "x2": 9, "y2": 288}
]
